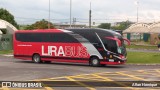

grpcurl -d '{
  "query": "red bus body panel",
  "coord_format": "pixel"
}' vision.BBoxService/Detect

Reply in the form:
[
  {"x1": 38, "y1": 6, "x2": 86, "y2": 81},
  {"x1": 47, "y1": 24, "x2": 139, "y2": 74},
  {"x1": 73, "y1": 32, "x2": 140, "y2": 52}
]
[{"x1": 14, "y1": 29, "x2": 125, "y2": 65}]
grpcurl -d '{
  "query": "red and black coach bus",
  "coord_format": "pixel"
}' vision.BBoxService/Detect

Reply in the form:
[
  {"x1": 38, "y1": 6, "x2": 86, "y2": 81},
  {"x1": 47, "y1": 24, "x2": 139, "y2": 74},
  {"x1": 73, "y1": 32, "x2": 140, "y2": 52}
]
[{"x1": 14, "y1": 29, "x2": 130, "y2": 66}]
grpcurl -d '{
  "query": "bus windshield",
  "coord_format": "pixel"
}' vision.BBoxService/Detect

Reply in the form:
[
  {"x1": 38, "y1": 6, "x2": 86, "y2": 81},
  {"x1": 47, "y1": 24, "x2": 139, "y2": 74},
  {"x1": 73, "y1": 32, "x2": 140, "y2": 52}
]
[
  {"x1": 102, "y1": 36, "x2": 127, "y2": 56},
  {"x1": 117, "y1": 39, "x2": 126, "y2": 55}
]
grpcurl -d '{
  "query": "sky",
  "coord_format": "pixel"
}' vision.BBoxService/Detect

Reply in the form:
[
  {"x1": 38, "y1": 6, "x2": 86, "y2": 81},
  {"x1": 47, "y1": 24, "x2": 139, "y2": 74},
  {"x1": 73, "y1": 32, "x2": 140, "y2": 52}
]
[{"x1": 1, "y1": 0, "x2": 160, "y2": 25}]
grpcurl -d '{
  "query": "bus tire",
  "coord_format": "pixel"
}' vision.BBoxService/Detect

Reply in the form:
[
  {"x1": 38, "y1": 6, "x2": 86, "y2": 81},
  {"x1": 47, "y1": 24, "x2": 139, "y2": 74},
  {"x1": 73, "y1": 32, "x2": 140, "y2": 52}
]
[
  {"x1": 100, "y1": 64, "x2": 106, "y2": 67},
  {"x1": 90, "y1": 57, "x2": 100, "y2": 67},
  {"x1": 32, "y1": 54, "x2": 42, "y2": 63}
]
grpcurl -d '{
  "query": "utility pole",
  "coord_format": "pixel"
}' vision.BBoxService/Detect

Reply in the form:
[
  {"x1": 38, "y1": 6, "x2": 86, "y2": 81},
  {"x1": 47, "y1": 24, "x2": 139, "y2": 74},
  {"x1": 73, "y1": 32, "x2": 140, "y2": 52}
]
[
  {"x1": 70, "y1": 0, "x2": 72, "y2": 28},
  {"x1": 73, "y1": 18, "x2": 76, "y2": 28},
  {"x1": 89, "y1": 2, "x2": 92, "y2": 28},
  {"x1": 48, "y1": 0, "x2": 51, "y2": 29}
]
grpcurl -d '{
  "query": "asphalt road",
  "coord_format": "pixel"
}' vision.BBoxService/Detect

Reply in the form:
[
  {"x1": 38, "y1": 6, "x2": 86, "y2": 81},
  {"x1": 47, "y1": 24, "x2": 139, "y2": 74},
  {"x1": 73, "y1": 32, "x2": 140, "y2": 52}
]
[{"x1": 0, "y1": 55, "x2": 160, "y2": 81}]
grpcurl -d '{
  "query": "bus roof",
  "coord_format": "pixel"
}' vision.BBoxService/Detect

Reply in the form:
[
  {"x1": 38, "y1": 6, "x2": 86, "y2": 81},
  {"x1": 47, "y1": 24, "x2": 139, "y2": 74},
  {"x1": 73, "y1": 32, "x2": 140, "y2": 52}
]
[
  {"x1": 15, "y1": 29, "x2": 64, "y2": 33},
  {"x1": 67, "y1": 28, "x2": 121, "y2": 36},
  {"x1": 15, "y1": 28, "x2": 121, "y2": 37}
]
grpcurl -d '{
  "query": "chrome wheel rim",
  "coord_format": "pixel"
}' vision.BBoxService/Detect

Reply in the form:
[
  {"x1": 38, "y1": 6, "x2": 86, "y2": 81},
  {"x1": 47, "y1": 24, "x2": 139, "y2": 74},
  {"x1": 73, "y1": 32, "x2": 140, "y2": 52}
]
[
  {"x1": 34, "y1": 55, "x2": 39, "y2": 62},
  {"x1": 92, "y1": 59, "x2": 98, "y2": 65}
]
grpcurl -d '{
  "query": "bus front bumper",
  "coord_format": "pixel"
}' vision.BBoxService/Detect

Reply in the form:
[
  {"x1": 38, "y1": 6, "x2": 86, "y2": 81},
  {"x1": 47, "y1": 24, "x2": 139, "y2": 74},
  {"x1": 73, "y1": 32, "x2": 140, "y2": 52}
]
[
  {"x1": 100, "y1": 57, "x2": 127, "y2": 65},
  {"x1": 100, "y1": 60, "x2": 126, "y2": 65}
]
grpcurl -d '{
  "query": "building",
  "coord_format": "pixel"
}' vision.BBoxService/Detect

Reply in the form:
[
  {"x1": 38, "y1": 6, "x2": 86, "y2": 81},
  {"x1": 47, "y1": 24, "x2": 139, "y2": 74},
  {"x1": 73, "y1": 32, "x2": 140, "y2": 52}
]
[
  {"x1": 123, "y1": 22, "x2": 160, "y2": 44},
  {"x1": 0, "y1": 19, "x2": 17, "y2": 50},
  {"x1": 0, "y1": 19, "x2": 17, "y2": 34},
  {"x1": 54, "y1": 23, "x2": 87, "y2": 29}
]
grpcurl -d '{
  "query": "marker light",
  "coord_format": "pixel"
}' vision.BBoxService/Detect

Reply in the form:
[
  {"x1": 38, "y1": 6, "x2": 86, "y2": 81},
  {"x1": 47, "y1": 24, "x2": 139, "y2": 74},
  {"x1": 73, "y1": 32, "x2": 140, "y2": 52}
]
[{"x1": 110, "y1": 55, "x2": 113, "y2": 58}]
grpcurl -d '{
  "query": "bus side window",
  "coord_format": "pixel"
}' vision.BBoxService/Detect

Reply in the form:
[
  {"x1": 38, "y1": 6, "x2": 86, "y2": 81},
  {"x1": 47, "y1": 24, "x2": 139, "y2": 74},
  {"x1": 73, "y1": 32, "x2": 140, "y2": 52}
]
[{"x1": 93, "y1": 43, "x2": 102, "y2": 47}]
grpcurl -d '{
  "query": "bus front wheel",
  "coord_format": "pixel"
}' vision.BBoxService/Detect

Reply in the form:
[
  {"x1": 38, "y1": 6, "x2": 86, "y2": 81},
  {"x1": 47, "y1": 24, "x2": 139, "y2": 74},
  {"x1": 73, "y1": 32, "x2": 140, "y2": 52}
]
[
  {"x1": 32, "y1": 54, "x2": 42, "y2": 63},
  {"x1": 90, "y1": 57, "x2": 100, "y2": 67}
]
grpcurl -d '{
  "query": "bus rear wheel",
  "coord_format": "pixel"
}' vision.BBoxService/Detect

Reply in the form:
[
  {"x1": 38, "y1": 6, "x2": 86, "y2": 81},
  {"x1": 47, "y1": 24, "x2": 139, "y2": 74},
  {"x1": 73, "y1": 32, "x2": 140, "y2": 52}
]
[
  {"x1": 90, "y1": 57, "x2": 100, "y2": 67},
  {"x1": 32, "y1": 54, "x2": 42, "y2": 63}
]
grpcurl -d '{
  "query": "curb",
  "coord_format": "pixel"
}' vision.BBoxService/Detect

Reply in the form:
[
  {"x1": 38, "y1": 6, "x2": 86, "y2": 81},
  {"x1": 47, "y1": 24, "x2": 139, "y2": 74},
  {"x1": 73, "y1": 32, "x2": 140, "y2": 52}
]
[
  {"x1": 1, "y1": 54, "x2": 13, "y2": 57},
  {"x1": 127, "y1": 63, "x2": 160, "y2": 66},
  {"x1": 127, "y1": 48, "x2": 159, "y2": 51}
]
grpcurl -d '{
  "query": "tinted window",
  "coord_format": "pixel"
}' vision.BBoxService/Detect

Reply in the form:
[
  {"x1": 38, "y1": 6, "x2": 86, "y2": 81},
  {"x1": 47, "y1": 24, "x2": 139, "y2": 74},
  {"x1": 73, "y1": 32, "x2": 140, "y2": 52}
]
[
  {"x1": 70, "y1": 33, "x2": 89, "y2": 43},
  {"x1": 15, "y1": 33, "x2": 79, "y2": 43},
  {"x1": 97, "y1": 32, "x2": 118, "y2": 53},
  {"x1": 69, "y1": 31, "x2": 99, "y2": 43}
]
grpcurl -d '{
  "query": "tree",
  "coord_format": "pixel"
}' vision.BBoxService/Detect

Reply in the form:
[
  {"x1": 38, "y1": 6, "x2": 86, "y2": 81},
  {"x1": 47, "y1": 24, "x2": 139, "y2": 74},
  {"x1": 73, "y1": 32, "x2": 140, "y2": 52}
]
[
  {"x1": 111, "y1": 20, "x2": 133, "y2": 30},
  {"x1": 0, "y1": 8, "x2": 19, "y2": 29},
  {"x1": 24, "y1": 19, "x2": 55, "y2": 30},
  {"x1": 98, "y1": 23, "x2": 111, "y2": 29}
]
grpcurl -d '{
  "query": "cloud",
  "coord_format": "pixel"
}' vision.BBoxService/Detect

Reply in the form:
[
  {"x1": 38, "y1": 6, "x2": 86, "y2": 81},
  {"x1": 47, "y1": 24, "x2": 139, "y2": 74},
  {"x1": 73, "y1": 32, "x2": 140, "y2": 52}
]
[{"x1": 1, "y1": 0, "x2": 160, "y2": 24}]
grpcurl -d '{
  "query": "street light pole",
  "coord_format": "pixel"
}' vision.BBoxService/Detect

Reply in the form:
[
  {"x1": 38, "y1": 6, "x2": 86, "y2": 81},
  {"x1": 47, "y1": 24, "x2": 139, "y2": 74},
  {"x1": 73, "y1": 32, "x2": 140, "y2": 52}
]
[
  {"x1": 48, "y1": 0, "x2": 51, "y2": 29},
  {"x1": 70, "y1": 0, "x2": 72, "y2": 28},
  {"x1": 137, "y1": 2, "x2": 139, "y2": 23},
  {"x1": 135, "y1": 0, "x2": 139, "y2": 23}
]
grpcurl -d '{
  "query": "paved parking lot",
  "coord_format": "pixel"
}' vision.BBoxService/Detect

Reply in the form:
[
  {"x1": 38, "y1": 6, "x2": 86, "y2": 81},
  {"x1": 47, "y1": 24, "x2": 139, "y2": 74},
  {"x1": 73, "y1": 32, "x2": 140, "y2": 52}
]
[
  {"x1": 1, "y1": 69, "x2": 160, "y2": 90},
  {"x1": 0, "y1": 55, "x2": 160, "y2": 90}
]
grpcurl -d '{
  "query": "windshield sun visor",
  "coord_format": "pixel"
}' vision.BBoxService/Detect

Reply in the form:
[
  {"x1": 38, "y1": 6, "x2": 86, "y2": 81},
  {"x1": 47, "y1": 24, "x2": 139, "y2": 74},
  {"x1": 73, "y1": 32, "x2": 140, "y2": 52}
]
[{"x1": 105, "y1": 37, "x2": 122, "y2": 47}]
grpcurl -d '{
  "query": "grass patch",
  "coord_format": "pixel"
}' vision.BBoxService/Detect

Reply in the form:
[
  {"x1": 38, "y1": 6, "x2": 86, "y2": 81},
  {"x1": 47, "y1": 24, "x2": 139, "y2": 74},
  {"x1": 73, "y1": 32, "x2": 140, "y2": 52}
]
[
  {"x1": 126, "y1": 45, "x2": 157, "y2": 50},
  {"x1": 127, "y1": 52, "x2": 160, "y2": 64},
  {"x1": 0, "y1": 50, "x2": 13, "y2": 54}
]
